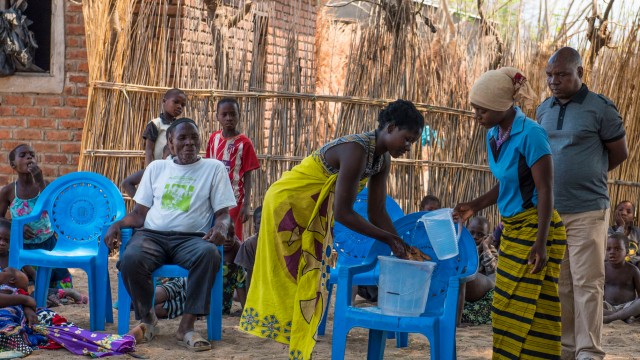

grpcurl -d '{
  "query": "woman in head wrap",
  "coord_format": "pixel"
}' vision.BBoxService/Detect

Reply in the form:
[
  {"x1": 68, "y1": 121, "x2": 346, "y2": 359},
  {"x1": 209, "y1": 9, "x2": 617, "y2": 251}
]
[{"x1": 453, "y1": 67, "x2": 566, "y2": 359}]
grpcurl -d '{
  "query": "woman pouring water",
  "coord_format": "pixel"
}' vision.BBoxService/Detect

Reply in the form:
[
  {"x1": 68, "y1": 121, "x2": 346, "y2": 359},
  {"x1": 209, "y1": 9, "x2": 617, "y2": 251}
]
[{"x1": 453, "y1": 67, "x2": 566, "y2": 359}]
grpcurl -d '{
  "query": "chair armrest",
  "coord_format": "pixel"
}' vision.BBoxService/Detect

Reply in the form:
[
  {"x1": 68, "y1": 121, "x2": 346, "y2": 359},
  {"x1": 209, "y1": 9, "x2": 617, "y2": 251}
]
[
  {"x1": 99, "y1": 222, "x2": 133, "y2": 259},
  {"x1": 8, "y1": 214, "x2": 41, "y2": 268},
  {"x1": 334, "y1": 260, "x2": 379, "y2": 307}
]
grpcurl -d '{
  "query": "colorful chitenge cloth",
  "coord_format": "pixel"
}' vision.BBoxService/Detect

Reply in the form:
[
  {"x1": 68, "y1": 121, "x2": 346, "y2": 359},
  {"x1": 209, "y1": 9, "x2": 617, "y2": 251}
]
[
  {"x1": 462, "y1": 289, "x2": 494, "y2": 326},
  {"x1": 240, "y1": 131, "x2": 382, "y2": 360},
  {"x1": 492, "y1": 207, "x2": 566, "y2": 359},
  {"x1": 0, "y1": 307, "x2": 135, "y2": 357}
]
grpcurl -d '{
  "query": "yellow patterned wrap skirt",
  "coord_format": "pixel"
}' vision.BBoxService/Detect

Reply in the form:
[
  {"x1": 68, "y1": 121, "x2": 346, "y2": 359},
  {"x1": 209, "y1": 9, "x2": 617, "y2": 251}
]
[
  {"x1": 492, "y1": 207, "x2": 567, "y2": 359},
  {"x1": 240, "y1": 154, "x2": 366, "y2": 360}
]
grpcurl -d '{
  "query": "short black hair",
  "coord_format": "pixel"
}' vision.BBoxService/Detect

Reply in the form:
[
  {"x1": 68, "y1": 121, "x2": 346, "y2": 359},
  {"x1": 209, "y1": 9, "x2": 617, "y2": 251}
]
[
  {"x1": 166, "y1": 117, "x2": 198, "y2": 139},
  {"x1": 609, "y1": 232, "x2": 629, "y2": 252},
  {"x1": 164, "y1": 88, "x2": 186, "y2": 99},
  {"x1": 216, "y1": 97, "x2": 240, "y2": 112},
  {"x1": 377, "y1": 99, "x2": 424, "y2": 132},
  {"x1": 8, "y1": 143, "x2": 29, "y2": 164},
  {"x1": 0, "y1": 218, "x2": 10, "y2": 231},
  {"x1": 420, "y1": 195, "x2": 440, "y2": 209},
  {"x1": 469, "y1": 216, "x2": 489, "y2": 229},
  {"x1": 253, "y1": 206, "x2": 262, "y2": 222},
  {"x1": 549, "y1": 47, "x2": 582, "y2": 68}
]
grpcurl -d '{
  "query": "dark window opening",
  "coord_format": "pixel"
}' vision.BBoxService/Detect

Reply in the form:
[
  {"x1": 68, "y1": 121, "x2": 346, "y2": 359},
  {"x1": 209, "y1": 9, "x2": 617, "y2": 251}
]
[{"x1": 22, "y1": 0, "x2": 51, "y2": 72}]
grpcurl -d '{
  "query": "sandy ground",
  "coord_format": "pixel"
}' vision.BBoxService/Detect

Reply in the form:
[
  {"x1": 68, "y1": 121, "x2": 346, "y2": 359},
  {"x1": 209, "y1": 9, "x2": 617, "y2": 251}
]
[{"x1": 23, "y1": 258, "x2": 640, "y2": 359}]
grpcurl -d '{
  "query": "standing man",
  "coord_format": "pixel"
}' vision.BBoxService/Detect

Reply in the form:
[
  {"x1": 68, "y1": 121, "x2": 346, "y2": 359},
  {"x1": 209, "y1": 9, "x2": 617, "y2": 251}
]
[{"x1": 537, "y1": 47, "x2": 628, "y2": 360}]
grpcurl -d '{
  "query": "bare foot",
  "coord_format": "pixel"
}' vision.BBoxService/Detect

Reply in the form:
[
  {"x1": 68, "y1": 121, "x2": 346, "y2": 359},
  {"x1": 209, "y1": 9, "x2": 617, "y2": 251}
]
[{"x1": 128, "y1": 322, "x2": 159, "y2": 344}]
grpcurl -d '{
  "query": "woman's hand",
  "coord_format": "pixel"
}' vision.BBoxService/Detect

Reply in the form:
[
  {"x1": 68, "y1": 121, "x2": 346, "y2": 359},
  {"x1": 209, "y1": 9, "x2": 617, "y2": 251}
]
[
  {"x1": 387, "y1": 235, "x2": 430, "y2": 261},
  {"x1": 528, "y1": 242, "x2": 547, "y2": 274},
  {"x1": 388, "y1": 235, "x2": 409, "y2": 259},
  {"x1": 453, "y1": 202, "x2": 475, "y2": 223}
]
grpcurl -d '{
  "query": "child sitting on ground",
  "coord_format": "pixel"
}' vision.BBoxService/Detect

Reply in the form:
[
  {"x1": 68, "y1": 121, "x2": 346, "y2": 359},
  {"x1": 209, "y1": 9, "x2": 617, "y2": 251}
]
[
  {"x1": 459, "y1": 216, "x2": 498, "y2": 326},
  {"x1": 235, "y1": 206, "x2": 262, "y2": 291},
  {"x1": 420, "y1": 195, "x2": 441, "y2": 211},
  {"x1": 0, "y1": 266, "x2": 134, "y2": 357},
  {"x1": 603, "y1": 233, "x2": 640, "y2": 324},
  {"x1": 223, "y1": 227, "x2": 247, "y2": 314},
  {"x1": 142, "y1": 88, "x2": 186, "y2": 166},
  {"x1": 608, "y1": 200, "x2": 640, "y2": 265},
  {"x1": 205, "y1": 98, "x2": 260, "y2": 240},
  {"x1": 0, "y1": 144, "x2": 73, "y2": 291}
]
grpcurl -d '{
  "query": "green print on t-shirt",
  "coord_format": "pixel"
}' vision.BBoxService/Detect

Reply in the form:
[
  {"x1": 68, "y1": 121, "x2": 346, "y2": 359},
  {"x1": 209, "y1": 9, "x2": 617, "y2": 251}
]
[{"x1": 161, "y1": 183, "x2": 195, "y2": 212}]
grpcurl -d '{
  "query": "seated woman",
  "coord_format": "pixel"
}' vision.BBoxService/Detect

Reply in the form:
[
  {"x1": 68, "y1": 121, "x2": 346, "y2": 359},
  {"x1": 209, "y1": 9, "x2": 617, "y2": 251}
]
[
  {"x1": 0, "y1": 267, "x2": 135, "y2": 357},
  {"x1": 458, "y1": 216, "x2": 497, "y2": 326}
]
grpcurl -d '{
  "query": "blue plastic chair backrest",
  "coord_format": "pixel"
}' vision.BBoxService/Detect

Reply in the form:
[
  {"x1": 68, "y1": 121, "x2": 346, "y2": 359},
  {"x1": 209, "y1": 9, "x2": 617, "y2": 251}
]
[
  {"x1": 35, "y1": 172, "x2": 126, "y2": 252},
  {"x1": 333, "y1": 188, "x2": 404, "y2": 266},
  {"x1": 393, "y1": 211, "x2": 478, "y2": 317}
]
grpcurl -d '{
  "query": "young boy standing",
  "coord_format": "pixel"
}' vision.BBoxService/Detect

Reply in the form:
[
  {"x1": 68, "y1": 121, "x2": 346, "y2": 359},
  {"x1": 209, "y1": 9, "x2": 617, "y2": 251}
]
[
  {"x1": 206, "y1": 98, "x2": 260, "y2": 240},
  {"x1": 603, "y1": 233, "x2": 640, "y2": 323},
  {"x1": 142, "y1": 88, "x2": 187, "y2": 166}
]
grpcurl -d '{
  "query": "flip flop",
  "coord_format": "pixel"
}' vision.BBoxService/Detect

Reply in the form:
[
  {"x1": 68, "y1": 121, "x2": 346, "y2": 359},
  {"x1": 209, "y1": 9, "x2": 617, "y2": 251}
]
[{"x1": 177, "y1": 330, "x2": 211, "y2": 352}]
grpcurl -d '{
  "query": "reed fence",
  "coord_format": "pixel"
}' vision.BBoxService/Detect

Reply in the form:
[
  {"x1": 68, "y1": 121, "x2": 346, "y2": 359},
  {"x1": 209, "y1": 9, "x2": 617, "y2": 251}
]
[{"x1": 80, "y1": 0, "x2": 640, "y2": 230}]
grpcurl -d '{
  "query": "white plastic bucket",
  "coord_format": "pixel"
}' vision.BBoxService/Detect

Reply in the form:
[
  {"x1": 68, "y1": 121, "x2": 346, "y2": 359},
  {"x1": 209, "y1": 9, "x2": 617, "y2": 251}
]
[
  {"x1": 377, "y1": 256, "x2": 436, "y2": 316},
  {"x1": 418, "y1": 208, "x2": 462, "y2": 260}
]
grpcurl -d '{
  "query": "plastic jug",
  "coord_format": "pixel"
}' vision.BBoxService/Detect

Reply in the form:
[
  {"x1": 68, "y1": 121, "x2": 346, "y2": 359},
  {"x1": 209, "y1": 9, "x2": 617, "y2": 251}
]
[
  {"x1": 377, "y1": 255, "x2": 436, "y2": 316},
  {"x1": 418, "y1": 208, "x2": 462, "y2": 260}
]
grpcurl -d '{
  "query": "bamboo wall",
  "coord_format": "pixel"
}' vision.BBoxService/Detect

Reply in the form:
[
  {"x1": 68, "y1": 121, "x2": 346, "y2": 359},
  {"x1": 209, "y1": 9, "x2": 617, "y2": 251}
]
[{"x1": 80, "y1": 0, "x2": 640, "y2": 230}]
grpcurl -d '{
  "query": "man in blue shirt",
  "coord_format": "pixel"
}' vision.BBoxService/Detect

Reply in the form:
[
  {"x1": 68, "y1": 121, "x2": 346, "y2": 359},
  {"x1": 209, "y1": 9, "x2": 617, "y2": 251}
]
[{"x1": 537, "y1": 47, "x2": 628, "y2": 360}]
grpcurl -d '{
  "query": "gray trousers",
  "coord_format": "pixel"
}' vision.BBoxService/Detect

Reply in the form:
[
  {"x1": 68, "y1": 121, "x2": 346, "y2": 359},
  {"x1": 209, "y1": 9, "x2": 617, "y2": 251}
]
[{"x1": 118, "y1": 228, "x2": 221, "y2": 319}]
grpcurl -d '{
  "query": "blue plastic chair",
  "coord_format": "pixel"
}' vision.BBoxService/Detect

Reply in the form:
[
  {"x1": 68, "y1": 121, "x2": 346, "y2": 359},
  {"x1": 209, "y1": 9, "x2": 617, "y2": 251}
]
[
  {"x1": 318, "y1": 188, "x2": 404, "y2": 341},
  {"x1": 8, "y1": 171, "x2": 125, "y2": 331},
  {"x1": 331, "y1": 211, "x2": 478, "y2": 359},
  {"x1": 116, "y1": 229, "x2": 224, "y2": 341}
]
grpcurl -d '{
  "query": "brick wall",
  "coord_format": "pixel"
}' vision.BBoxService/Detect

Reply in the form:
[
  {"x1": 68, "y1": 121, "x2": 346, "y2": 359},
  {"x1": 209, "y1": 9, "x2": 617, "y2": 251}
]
[
  {"x1": 0, "y1": 1, "x2": 88, "y2": 185},
  {"x1": 0, "y1": 1, "x2": 319, "y2": 186}
]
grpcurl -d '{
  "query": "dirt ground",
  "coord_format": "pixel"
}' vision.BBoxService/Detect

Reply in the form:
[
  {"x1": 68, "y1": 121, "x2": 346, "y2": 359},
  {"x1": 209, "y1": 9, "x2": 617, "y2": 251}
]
[{"x1": 23, "y1": 258, "x2": 640, "y2": 359}]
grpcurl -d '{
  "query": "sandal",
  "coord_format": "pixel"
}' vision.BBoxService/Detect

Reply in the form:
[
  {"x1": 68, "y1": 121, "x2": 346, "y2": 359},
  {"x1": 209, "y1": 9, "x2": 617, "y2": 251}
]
[{"x1": 177, "y1": 330, "x2": 211, "y2": 352}]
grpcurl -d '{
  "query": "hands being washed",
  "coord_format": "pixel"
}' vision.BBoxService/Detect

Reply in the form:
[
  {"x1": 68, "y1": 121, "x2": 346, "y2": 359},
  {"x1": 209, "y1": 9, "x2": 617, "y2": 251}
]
[{"x1": 406, "y1": 245, "x2": 431, "y2": 261}]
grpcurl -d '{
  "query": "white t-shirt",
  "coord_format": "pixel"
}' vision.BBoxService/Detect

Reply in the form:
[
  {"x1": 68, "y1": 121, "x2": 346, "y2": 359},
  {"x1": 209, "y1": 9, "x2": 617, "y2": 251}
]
[{"x1": 134, "y1": 158, "x2": 236, "y2": 233}]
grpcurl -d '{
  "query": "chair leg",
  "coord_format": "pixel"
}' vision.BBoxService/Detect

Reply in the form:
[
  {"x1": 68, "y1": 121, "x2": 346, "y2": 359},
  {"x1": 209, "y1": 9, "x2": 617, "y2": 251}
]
[
  {"x1": 117, "y1": 272, "x2": 133, "y2": 335},
  {"x1": 88, "y1": 269, "x2": 103, "y2": 331},
  {"x1": 207, "y1": 248, "x2": 223, "y2": 341},
  {"x1": 318, "y1": 283, "x2": 333, "y2": 336},
  {"x1": 366, "y1": 329, "x2": 387, "y2": 360},
  {"x1": 105, "y1": 275, "x2": 114, "y2": 324},
  {"x1": 34, "y1": 267, "x2": 52, "y2": 308},
  {"x1": 395, "y1": 332, "x2": 408, "y2": 348},
  {"x1": 330, "y1": 323, "x2": 349, "y2": 360}
]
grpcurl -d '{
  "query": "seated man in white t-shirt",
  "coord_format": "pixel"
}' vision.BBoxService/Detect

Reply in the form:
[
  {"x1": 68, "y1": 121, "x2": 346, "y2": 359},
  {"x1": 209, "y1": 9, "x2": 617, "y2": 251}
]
[{"x1": 105, "y1": 118, "x2": 236, "y2": 352}]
